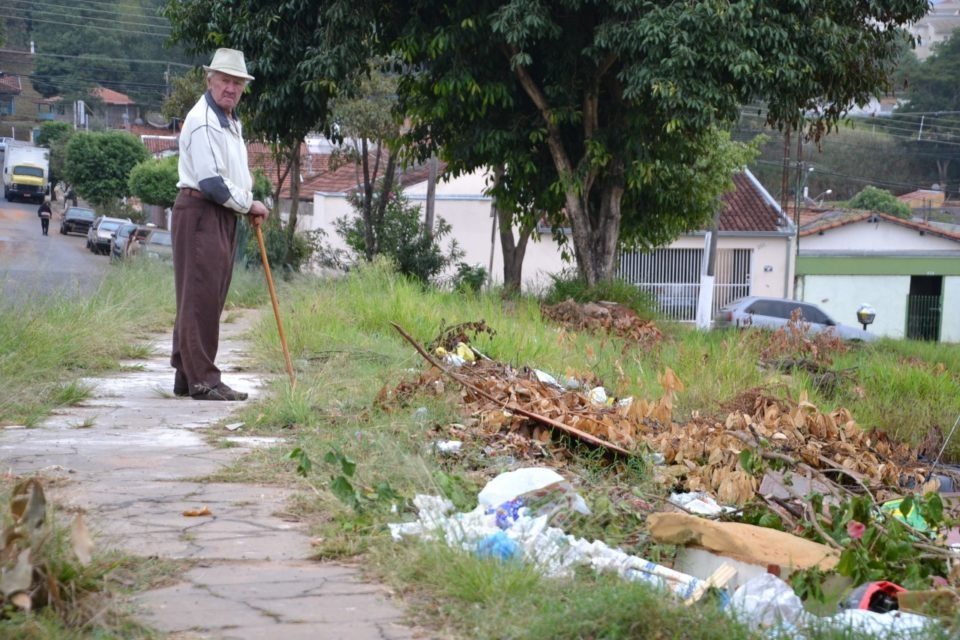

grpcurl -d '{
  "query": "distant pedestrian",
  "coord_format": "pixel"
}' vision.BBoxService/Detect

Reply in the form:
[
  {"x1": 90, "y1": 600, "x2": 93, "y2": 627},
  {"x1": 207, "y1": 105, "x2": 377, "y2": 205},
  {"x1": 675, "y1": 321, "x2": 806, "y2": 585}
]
[
  {"x1": 38, "y1": 198, "x2": 52, "y2": 236},
  {"x1": 66, "y1": 186, "x2": 77, "y2": 207},
  {"x1": 170, "y1": 48, "x2": 269, "y2": 401}
]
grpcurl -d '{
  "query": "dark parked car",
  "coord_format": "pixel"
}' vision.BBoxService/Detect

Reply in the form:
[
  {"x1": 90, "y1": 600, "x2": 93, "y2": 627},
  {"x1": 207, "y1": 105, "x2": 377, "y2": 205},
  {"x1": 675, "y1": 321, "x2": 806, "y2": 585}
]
[
  {"x1": 110, "y1": 223, "x2": 151, "y2": 262},
  {"x1": 714, "y1": 296, "x2": 878, "y2": 342},
  {"x1": 59, "y1": 206, "x2": 96, "y2": 236},
  {"x1": 87, "y1": 216, "x2": 131, "y2": 255}
]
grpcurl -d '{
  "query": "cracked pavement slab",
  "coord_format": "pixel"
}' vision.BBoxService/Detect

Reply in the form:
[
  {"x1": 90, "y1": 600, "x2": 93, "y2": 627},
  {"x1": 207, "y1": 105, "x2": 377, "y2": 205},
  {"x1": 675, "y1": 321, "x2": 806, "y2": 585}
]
[{"x1": 2, "y1": 310, "x2": 416, "y2": 639}]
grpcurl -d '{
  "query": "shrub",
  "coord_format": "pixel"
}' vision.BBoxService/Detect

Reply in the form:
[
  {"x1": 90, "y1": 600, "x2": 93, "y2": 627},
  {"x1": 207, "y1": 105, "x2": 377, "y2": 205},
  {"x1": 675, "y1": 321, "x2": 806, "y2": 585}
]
[
  {"x1": 542, "y1": 269, "x2": 658, "y2": 316},
  {"x1": 242, "y1": 214, "x2": 313, "y2": 272},
  {"x1": 453, "y1": 262, "x2": 488, "y2": 294},
  {"x1": 847, "y1": 185, "x2": 912, "y2": 219},
  {"x1": 128, "y1": 156, "x2": 179, "y2": 208},
  {"x1": 335, "y1": 188, "x2": 463, "y2": 284}
]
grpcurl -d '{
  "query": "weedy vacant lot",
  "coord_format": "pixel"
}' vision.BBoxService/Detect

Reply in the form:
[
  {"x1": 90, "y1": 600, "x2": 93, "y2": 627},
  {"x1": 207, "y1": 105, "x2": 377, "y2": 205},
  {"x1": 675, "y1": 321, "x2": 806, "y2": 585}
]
[
  {"x1": 3, "y1": 260, "x2": 959, "y2": 639},
  {"x1": 224, "y1": 263, "x2": 960, "y2": 639}
]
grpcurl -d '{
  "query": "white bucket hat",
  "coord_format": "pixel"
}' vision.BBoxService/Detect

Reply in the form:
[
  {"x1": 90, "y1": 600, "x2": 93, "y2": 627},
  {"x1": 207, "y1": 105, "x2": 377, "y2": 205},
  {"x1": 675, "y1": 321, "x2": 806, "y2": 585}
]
[{"x1": 203, "y1": 48, "x2": 254, "y2": 81}]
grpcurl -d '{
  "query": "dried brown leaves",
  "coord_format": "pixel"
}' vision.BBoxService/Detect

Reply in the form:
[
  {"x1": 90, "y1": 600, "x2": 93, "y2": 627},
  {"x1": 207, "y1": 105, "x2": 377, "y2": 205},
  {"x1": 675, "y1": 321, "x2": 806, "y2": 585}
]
[
  {"x1": 541, "y1": 299, "x2": 663, "y2": 346},
  {"x1": 387, "y1": 349, "x2": 934, "y2": 506}
]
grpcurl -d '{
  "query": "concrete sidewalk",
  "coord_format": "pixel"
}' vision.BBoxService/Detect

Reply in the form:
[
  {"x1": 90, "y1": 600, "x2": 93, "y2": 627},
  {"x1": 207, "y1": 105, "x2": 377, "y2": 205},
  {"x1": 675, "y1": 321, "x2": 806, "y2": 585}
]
[{"x1": 1, "y1": 310, "x2": 415, "y2": 639}]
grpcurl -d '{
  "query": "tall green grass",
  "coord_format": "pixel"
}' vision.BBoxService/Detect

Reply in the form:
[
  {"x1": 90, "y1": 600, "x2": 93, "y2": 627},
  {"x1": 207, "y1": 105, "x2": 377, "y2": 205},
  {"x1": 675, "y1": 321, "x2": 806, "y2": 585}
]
[{"x1": 0, "y1": 260, "x2": 267, "y2": 426}]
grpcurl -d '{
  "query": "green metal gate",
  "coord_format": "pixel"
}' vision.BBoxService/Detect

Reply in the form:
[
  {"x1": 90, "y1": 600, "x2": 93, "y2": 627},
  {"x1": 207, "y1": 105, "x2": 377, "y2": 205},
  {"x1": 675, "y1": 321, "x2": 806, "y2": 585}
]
[{"x1": 906, "y1": 295, "x2": 942, "y2": 341}]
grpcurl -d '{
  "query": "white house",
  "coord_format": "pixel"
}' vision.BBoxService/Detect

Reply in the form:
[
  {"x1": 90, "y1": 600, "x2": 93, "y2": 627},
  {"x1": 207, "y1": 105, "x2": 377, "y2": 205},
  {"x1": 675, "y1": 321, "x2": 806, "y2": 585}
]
[
  {"x1": 305, "y1": 162, "x2": 795, "y2": 317},
  {"x1": 797, "y1": 210, "x2": 960, "y2": 341}
]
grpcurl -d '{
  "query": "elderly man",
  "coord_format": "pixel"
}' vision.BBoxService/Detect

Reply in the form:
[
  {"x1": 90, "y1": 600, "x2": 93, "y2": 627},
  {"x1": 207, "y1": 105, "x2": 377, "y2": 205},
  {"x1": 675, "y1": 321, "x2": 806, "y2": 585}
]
[{"x1": 171, "y1": 48, "x2": 270, "y2": 401}]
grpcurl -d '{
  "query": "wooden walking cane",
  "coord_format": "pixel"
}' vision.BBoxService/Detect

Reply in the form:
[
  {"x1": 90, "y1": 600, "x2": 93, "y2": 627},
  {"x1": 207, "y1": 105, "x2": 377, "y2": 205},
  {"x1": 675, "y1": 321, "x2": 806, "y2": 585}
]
[{"x1": 254, "y1": 222, "x2": 296, "y2": 388}]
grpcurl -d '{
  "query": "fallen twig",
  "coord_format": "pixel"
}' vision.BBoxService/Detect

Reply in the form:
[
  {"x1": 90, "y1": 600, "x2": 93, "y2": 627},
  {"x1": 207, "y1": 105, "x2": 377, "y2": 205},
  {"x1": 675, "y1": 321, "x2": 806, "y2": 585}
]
[
  {"x1": 391, "y1": 322, "x2": 633, "y2": 458},
  {"x1": 804, "y1": 502, "x2": 844, "y2": 551}
]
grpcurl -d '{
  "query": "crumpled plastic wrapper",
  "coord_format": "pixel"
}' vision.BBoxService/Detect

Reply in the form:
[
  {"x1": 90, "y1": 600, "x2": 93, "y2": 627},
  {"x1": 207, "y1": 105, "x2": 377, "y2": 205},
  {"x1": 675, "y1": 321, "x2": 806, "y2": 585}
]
[{"x1": 389, "y1": 468, "x2": 704, "y2": 599}]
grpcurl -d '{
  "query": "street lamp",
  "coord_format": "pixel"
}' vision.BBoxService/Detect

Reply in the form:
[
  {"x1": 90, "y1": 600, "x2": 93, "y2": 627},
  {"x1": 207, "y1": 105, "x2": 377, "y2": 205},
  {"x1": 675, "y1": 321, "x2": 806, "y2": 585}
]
[
  {"x1": 811, "y1": 189, "x2": 833, "y2": 207},
  {"x1": 857, "y1": 304, "x2": 876, "y2": 331}
]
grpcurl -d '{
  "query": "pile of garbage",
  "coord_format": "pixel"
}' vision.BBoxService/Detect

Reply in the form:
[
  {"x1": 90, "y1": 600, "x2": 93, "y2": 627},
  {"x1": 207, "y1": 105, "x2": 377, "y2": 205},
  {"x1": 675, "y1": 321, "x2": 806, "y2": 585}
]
[
  {"x1": 540, "y1": 299, "x2": 663, "y2": 345},
  {"x1": 388, "y1": 325, "x2": 947, "y2": 504},
  {"x1": 390, "y1": 466, "x2": 951, "y2": 638},
  {"x1": 385, "y1": 323, "x2": 960, "y2": 635}
]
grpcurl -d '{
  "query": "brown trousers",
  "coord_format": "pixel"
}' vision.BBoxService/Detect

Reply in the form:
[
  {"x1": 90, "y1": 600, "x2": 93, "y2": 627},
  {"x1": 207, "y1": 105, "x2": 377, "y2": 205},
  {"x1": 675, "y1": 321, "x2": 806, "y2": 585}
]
[{"x1": 170, "y1": 191, "x2": 238, "y2": 394}]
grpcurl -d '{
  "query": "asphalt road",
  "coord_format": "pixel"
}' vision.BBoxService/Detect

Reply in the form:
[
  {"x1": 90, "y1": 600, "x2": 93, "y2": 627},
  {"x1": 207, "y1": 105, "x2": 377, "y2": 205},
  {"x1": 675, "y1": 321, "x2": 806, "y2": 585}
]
[{"x1": 0, "y1": 195, "x2": 108, "y2": 306}]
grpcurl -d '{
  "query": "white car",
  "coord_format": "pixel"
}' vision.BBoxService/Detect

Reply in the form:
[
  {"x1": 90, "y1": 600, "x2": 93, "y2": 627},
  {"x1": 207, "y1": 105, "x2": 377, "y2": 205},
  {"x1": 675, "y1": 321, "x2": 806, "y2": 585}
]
[
  {"x1": 714, "y1": 296, "x2": 878, "y2": 342},
  {"x1": 87, "y1": 216, "x2": 132, "y2": 255}
]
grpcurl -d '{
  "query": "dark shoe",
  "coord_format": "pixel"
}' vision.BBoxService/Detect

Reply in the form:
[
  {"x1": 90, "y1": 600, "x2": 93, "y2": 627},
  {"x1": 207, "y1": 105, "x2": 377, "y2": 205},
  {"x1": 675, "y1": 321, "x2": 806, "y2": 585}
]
[
  {"x1": 174, "y1": 371, "x2": 189, "y2": 397},
  {"x1": 191, "y1": 383, "x2": 248, "y2": 401}
]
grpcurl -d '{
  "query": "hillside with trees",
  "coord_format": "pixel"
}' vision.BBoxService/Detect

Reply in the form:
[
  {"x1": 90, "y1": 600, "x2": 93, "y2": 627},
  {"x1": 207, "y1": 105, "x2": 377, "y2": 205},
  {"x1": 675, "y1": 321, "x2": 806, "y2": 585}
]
[{"x1": 1, "y1": 0, "x2": 195, "y2": 111}]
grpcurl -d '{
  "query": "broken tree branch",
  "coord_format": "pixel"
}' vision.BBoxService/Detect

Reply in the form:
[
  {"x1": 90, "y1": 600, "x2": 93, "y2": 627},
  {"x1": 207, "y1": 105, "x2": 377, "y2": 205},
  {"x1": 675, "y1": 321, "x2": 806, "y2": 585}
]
[{"x1": 391, "y1": 322, "x2": 632, "y2": 458}]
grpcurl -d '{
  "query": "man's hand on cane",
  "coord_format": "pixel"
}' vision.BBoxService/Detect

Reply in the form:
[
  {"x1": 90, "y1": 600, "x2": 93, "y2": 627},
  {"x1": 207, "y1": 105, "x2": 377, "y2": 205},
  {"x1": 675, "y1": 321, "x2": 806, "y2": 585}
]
[{"x1": 249, "y1": 200, "x2": 270, "y2": 227}]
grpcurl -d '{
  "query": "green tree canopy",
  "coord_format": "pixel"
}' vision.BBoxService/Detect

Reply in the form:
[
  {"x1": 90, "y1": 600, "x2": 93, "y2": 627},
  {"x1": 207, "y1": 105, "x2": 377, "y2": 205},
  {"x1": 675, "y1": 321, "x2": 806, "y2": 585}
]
[
  {"x1": 128, "y1": 155, "x2": 179, "y2": 208},
  {"x1": 847, "y1": 186, "x2": 912, "y2": 219},
  {"x1": 160, "y1": 68, "x2": 205, "y2": 122},
  {"x1": 162, "y1": 0, "x2": 373, "y2": 265},
  {"x1": 36, "y1": 121, "x2": 71, "y2": 148},
  {"x1": 64, "y1": 132, "x2": 149, "y2": 208},
  {"x1": 36, "y1": 121, "x2": 74, "y2": 186},
  {"x1": 363, "y1": 0, "x2": 927, "y2": 284}
]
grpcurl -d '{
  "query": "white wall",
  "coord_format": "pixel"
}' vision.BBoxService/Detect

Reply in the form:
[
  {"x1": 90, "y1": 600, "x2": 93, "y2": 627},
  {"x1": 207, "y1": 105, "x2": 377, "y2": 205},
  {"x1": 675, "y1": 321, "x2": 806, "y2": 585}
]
[
  {"x1": 309, "y1": 168, "x2": 791, "y2": 295},
  {"x1": 801, "y1": 275, "x2": 909, "y2": 338},
  {"x1": 310, "y1": 180, "x2": 567, "y2": 290},
  {"x1": 802, "y1": 219, "x2": 959, "y2": 253},
  {"x1": 943, "y1": 276, "x2": 960, "y2": 343}
]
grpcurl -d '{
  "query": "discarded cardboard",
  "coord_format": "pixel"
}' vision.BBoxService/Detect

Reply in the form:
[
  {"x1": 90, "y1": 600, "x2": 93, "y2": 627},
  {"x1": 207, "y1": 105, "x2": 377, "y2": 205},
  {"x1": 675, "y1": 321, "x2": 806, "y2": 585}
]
[{"x1": 647, "y1": 512, "x2": 839, "y2": 571}]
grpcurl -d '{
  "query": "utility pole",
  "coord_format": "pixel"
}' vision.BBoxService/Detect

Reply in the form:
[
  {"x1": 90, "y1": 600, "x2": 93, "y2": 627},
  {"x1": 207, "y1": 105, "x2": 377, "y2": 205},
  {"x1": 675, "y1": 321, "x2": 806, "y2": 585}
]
[{"x1": 780, "y1": 129, "x2": 791, "y2": 216}]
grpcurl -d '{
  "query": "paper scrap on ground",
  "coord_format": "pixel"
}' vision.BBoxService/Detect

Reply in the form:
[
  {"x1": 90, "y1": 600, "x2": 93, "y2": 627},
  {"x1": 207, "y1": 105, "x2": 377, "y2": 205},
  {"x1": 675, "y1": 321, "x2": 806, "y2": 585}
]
[{"x1": 669, "y1": 491, "x2": 736, "y2": 516}]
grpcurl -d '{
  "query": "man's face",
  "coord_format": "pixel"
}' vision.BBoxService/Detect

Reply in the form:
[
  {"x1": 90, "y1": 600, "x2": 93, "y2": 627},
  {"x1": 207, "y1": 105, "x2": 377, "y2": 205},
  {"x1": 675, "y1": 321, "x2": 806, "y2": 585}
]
[{"x1": 207, "y1": 71, "x2": 247, "y2": 114}]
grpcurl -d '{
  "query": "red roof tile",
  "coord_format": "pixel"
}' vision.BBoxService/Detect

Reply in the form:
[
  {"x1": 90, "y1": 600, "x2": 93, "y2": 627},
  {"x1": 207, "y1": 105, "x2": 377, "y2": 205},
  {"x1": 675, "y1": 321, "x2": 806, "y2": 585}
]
[
  {"x1": 247, "y1": 142, "x2": 336, "y2": 198},
  {"x1": 718, "y1": 172, "x2": 786, "y2": 232},
  {"x1": 800, "y1": 210, "x2": 960, "y2": 243},
  {"x1": 0, "y1": 73, "x2": 21, "y2": 94},
  {"x1": 140, "y1": 135, "x2": 178, "y2": 156},
  {"x1": 298, "y1": 156, "x2": 446, "y2": 200},
  {"x1": 90, "y1": 86, "x2": 135, "y2": 105}
]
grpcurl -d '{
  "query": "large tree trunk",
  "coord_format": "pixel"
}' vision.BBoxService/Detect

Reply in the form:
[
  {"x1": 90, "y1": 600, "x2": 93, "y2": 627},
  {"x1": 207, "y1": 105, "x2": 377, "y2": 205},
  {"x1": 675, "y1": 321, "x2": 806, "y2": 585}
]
[
  {"x1": 360, "y1": 138, "x2": 376, "y2": 260},
  {"x1": 510, "y1": 55, "x2": 624, "y2": 286},
  {"x1": 564, "y1": 178, "x2": 624, "y2": 286},
  {"x1": 489, "y1": 166, "x2": 533, "y2": 293},
  {"x1": 500, "y1": 214, "x2": 533, "y2": 293}
]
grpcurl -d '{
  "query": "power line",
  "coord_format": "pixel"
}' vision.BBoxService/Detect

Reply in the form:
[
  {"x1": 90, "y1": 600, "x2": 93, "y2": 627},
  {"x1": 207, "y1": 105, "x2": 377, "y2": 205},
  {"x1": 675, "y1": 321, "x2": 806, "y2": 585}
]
[
  {"x1": 19, "y1": 72, "x2": 169, "y2": 90},
  {"x1": 20, "y1": 0, "x2": 171, "y2": 21},
  {"x1": 752, "y1": 158, "x2": 942, "y2": 193},
  {"x1": 0, "y1": 13, "x2": 169, "y2": 38},
  {"x1": 0, "y1": 48, "x2": 191, "y2": 68},
  {"x1": 65, "y1": 0, "x2": 167, "y2": 12},
  {"x1": 7, "y1": 0, "x2": 172, "y2": 30}
]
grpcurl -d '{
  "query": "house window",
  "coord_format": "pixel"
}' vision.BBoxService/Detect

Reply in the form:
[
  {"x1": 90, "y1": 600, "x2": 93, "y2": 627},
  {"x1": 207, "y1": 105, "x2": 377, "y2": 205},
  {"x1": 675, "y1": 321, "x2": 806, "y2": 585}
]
[{"x1": 0, "y1": 97, "x2": 13, "y2": 116}]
